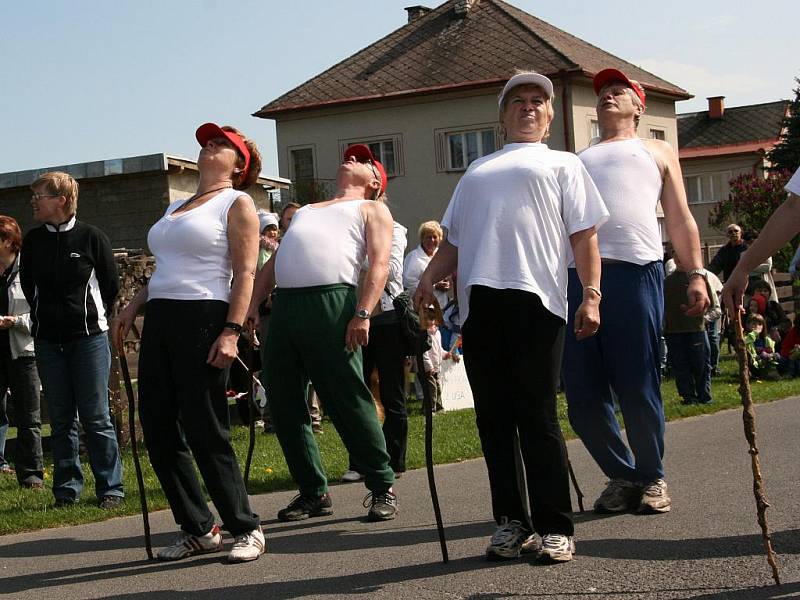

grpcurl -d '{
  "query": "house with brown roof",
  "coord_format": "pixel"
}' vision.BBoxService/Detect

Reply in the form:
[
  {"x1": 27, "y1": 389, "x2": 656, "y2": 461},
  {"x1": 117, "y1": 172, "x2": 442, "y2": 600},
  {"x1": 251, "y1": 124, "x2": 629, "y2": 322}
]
[
  {"x1": 254, "y1": 0, "x2": 690, "y2": 236},
  {"x1": 677, "y1": 97, "x2": 790, "y2": 247}
]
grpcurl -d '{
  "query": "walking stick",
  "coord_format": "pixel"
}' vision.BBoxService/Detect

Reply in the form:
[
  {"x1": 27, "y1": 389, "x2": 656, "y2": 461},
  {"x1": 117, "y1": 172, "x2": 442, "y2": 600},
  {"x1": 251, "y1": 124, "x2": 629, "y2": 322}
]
[
  {"x1": 415, "y1": 301, "x2": 449, "y2": 564},
  {"x1": 732, "y1": 311, "x2": 780, "y2": 585},
  {"x1": 243, "y1": 326, "x2": 258, "y2": 493},
  {"x1": 566, "y1": 457, "x2": 585, "y2": 513},
  {"x1": 118, "y1": 349, "x2": 153, "y2": 560}
]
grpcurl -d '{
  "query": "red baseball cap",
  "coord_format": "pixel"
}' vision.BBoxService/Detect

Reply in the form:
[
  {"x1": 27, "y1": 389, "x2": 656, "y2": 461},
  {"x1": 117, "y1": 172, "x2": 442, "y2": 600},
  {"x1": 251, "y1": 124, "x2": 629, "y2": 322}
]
[
  {"x1": 196, "y1": 123, "x2": 251, "y2": 183},
  {"x1": 593, "y1": 68, "x2": 646, "y2": 108},
  {"x1": 343, "y1": 144, "x2": 388, "y2": 196}
]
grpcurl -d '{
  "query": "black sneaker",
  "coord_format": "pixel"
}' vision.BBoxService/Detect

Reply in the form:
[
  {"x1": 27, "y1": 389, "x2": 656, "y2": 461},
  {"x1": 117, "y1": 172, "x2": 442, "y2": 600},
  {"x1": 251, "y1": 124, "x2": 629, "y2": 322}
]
[
  {"x1": 364, "y1": 488, "x2": 397, "y2": 521},
  {"x1": 277, "y1": 493, "x2": 333, "y2": 522},
  {"x1": 99, "y1": 495, "x2": 124, "y2": 510}
]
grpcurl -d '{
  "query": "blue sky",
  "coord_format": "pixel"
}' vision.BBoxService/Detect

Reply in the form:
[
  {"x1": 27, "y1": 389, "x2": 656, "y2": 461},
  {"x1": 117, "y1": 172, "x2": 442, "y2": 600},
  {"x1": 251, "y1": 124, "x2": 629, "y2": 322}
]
[{"x1": 2, "y1": 0, "x2": 797, "y2": 177}]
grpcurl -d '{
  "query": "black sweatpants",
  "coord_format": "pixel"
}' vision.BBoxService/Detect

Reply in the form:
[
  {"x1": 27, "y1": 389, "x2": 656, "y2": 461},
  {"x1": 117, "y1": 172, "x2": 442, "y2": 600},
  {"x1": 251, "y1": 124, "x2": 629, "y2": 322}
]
[
  {"x1": 138, "y1": 299, "x2": 259, "y2": 537},
  {"x1": 462, "y1": 286, "x2": 573, "y2": 535}
]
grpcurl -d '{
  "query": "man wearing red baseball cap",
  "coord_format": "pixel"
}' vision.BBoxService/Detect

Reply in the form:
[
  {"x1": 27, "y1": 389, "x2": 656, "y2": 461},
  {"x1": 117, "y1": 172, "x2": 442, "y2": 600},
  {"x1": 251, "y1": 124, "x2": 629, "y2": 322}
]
[
  {"x1": 246, "y1": 142, "x2": 398, "y2": 523},
  {"x1": 563, "y1": 68, "x2": 709, "y2": 516}
]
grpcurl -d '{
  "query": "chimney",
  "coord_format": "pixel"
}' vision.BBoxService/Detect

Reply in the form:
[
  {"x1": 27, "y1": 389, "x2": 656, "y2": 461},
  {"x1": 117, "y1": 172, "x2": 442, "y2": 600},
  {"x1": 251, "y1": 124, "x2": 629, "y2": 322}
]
[
  {"x1": 404, "y1": 5, "x2": 431, "y2": 22},
  {"x1": 453, "y1": 0, "x2": 475, "y2": 17},
  {"x1": 708, "y1": 96, "x2": 725, "y2": 119}
]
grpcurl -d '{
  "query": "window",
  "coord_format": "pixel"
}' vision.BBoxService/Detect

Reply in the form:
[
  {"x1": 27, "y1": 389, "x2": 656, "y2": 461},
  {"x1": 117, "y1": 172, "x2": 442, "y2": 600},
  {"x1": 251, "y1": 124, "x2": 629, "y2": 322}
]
[
  {"x1": 341, "y1": 135, "x2": 403, "y2": 177},
  {"x1": 289, "y1": 147, "x2": 315, "y2": 182},
  {"x1": 590, "y1": 120, "x2": 600, "y2": 140},
  {"x1": 365, "y1": 140, "x2": 397, "y2": 176},
  {"x1": 649, "y1": 129, "x2": 666, "y2": 140},
  {"x1": 684, "y1": 171, "x2": 732, "y2": 204},
  {"x1": 445, "y1": 128, "x2": 496, "y2": 170}
]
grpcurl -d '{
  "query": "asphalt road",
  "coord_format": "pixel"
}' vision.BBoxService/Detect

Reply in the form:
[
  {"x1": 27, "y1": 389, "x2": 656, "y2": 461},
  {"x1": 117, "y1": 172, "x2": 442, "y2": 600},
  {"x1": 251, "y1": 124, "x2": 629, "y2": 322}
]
[{"x1": 1, "y1": 397, "x2": 798, "y2": 600}]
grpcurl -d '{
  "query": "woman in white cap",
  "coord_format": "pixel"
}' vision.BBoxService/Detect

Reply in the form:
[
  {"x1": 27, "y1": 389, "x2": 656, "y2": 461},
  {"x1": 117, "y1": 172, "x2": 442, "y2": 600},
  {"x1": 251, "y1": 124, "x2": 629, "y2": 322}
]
[
  {"x1": 415, "y1": 71, "x2": 607, "y2": 563},
  {"x1": 257, "y1": 211, "x2": 280, "y2": 269},
  {"x1": 114, "y1": 123, "x2": 265, "y2": 563}
]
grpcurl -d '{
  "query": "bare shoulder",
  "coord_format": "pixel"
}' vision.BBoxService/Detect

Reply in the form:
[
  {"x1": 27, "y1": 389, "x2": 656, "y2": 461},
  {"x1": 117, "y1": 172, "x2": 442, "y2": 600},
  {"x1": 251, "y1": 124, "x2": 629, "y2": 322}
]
[
  {"x1": 362, "y1": 200, "x2": 393, "y2": 223},
  {"x1": 642, "y1": 138, "x2": 677, "y2": 162},
  {"x1": 231, "y1": 193, "x2": 256, "y2": 213}
]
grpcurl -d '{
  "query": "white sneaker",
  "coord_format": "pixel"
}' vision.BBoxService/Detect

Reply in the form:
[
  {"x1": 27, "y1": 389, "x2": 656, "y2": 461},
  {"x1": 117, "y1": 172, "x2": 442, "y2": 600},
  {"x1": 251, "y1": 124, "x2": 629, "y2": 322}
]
[
  {"x1": 485, "y1": 518, "x2": 530, "y2": 560},
  {"x1": 520, "y1": 533, "x2": 540, "y2": 554},
  {"x1": 228, "y1": 526, "x2": 266, "y2": 563},
  {"x1": 537, "y1": 533, "x2": 575, "y2": 563},
  {"x1": 638, "y1": 478, "x2": 672, "y2": 514},
  {"x1": 157, "y1": 525, "x2": 223, "y2": 561},
  {"x1": 341, "y1": 469, "x2": 363, "y2": 482}
]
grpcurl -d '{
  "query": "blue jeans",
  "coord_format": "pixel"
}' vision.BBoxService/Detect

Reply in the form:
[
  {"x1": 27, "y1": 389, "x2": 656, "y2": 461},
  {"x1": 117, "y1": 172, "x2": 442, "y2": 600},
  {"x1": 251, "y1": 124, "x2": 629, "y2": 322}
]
[
  {"x1": 706, "y1": 319, "x2": 720, "y2": 372},
  {"x1": 666, "y1": 332, "x2": 712, "y2": 404},
  {"x1": 36, "y1": 333, "x2": 124, "y2": 501},
  {"x1": 564, "y1": 261, "x2": 666, "y2": 484}
]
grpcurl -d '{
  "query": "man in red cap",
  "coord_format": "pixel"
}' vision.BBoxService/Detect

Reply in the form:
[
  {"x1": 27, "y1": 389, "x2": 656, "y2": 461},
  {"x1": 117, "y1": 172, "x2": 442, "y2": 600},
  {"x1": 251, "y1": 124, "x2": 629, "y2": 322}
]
[
  {"x1": 246, "y1": 144, "x2": 398, "y2": 522},
  {"x1": 563, "y1": 68, "x2": 709, "y2": 515}
]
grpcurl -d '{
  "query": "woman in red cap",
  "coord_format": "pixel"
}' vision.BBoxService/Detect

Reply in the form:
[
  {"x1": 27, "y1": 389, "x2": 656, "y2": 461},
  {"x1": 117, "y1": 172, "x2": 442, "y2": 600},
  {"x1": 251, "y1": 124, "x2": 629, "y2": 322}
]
[{"x1": 114, "y1": 123, "x2": 265, "y2": 563}]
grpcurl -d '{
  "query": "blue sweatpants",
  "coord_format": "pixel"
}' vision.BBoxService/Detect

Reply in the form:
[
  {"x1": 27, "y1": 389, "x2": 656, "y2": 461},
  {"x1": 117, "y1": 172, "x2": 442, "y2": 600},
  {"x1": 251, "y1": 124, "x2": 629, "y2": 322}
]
[{"x1": 563, "y1": 261, "x2": 665, "y2": 484}]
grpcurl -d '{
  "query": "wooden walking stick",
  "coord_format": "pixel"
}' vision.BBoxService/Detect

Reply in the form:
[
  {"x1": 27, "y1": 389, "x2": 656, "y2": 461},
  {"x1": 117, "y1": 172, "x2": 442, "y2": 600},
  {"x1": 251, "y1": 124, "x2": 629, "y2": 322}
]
[
  {"x1": 415, "y1": 299, "x2": 449, "y2": 563},
  {"x1": 732, "y1": 311, "x2": 780, "y2": 585},
  {"x1": 566, "y1": 457, "x2": 585, "y2": 513},
  {"x1": 243, "y1": 326, "x2": 258, "y2": 493},
  {"x1": 118, "y1": 349, "x2": 153, "y2": 560}
]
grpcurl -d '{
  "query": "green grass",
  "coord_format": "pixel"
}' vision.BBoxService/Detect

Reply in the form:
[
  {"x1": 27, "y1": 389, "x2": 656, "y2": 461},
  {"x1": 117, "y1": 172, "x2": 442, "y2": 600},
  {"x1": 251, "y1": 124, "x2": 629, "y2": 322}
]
[{"x1": 0, "y1": 353, "x2": 797, "y2": 536}]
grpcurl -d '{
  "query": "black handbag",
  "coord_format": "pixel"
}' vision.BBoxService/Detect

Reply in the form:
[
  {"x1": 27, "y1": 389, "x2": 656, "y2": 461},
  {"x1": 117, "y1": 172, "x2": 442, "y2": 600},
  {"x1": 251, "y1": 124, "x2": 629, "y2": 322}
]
[{"x1": 380, "y1": 288, "x2": 431, "y2": 356}]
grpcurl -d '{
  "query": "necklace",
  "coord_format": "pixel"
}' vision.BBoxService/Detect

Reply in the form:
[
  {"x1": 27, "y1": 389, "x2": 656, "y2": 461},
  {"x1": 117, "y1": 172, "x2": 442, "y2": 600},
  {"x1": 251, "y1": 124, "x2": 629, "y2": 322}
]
[{"x1": 176, "y1": 185, "x2": 232, "y2": 212}]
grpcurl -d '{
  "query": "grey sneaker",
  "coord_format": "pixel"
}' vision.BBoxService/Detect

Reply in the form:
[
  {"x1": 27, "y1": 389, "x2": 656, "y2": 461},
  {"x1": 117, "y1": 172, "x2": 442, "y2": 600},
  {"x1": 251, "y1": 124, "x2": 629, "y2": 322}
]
[
  {"x1": 485, "y1": 518, "x2": 530, "y2": 561},
  {"x1": 594, "y1": 479, "x2": 641, "y2": 513},
  {"x1": 537, "y1": 534, "x2": 576, "y2": 563},
  {"x1": 341, "y1": 469, "x2": 363, "y2": 483},
  {"x1": 364, "y1": 489, "x2": 397, "y2": 521},
  {"x1": 157, "y1": 525, "x2": 223, "y2": 561},
  {"x1": 638, "y1": 478, "x2": 671, "y2": 513}
]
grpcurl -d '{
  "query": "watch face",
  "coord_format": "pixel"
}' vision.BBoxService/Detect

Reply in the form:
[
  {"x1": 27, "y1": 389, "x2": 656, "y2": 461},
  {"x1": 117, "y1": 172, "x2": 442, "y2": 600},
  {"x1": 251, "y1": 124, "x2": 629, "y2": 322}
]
[{"x1": 357, "y1": 309, "x2": 370, "y2": 319}]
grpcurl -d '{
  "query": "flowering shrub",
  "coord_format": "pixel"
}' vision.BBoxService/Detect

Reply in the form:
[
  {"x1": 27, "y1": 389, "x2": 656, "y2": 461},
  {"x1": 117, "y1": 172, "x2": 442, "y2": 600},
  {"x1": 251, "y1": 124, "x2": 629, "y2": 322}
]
[{"x1": 709, "y1": 170, "x2": 799, "y2": 270}]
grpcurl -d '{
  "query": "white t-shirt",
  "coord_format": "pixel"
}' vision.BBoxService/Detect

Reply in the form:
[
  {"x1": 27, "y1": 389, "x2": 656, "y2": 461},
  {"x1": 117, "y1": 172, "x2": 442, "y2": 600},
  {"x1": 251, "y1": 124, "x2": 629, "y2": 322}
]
[
  {"x1": 364, "y1": 221, "x2": 407, "y2": 312},
  {"x1": 441, "y1": 142, "x2": 608, "y2": 324},
  {"x1": 275, "y1": 200, "x2": 368, "y2": 288},
  {"x1": 147, "y1": 188, "x2": 245, "y2": 302},
  {"x1": 786, "y1": 168, "x2": 800, "y2": 196},
  {"x1": 403, "y1": 245, "x2": 449, "y2": 309}
]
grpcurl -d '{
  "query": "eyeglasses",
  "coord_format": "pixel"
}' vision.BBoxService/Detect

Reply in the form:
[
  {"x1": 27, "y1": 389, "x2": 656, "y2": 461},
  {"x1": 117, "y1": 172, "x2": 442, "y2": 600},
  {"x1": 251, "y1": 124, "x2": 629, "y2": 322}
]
[{"x1": 31, "y1": 193, "x2": 60, "y2": 201}]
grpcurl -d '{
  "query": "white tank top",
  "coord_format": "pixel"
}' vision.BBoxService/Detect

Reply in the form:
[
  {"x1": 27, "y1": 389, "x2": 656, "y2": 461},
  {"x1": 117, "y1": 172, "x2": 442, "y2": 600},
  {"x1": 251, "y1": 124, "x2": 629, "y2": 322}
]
[
  {"x1": 578, "y1": 138, "x2": 664, "y2": 264},
  {"x1": 147, "y1": 188, "x2": 245, "y2": 301},
  {"x1": 275, "y1": 200, "x2": 368, "y2": 288}
]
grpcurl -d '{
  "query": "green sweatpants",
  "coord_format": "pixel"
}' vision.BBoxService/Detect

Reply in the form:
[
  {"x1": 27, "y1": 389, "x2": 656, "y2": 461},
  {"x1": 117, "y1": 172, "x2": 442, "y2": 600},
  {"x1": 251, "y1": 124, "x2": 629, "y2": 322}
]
[{"x1": 263, "y1": 284, "x2": 394, "y2": 496}]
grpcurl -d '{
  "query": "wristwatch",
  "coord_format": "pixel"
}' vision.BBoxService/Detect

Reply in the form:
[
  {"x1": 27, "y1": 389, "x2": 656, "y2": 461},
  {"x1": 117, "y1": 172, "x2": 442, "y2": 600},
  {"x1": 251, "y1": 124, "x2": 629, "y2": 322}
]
[
  {"x1": 686, "y1": 268, "x2": 709, "y2": 280},
  {"x1": 355, "y1": 309, "x2": 370, "y2": 319}
]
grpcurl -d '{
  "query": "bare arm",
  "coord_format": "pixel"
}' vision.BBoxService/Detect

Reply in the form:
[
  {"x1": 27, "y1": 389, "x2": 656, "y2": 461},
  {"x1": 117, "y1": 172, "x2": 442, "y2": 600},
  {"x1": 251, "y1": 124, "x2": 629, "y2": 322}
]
[
  {"x1": 646, "y1": 139, "x2": 709, "y2": 316},
  {"x1": 414, "y1": 238, "x2": 458, "y2": 310},
  {"x1": 569, "y1": 227, "x2": 601, "y2": 340},
  {"x1": 112, "y1": 286, "x2": 148, "y2": 352},
  {"x1": 345, "y1": 201, "x2": 393, "y2": 351},
  {"x1": 722, "y1": 192, "x2": 800, "y2": 316},
  {"x1": 207, "y1": 195, "x2": 259, "y2": 368},
  {"x1": 245, "y1": 249, "x2": 277, "y2": 329}
]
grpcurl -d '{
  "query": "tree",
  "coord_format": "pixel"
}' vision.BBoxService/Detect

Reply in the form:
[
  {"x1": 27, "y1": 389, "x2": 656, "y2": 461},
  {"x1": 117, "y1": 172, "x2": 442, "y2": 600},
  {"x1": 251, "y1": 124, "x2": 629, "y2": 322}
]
[
  {"x1": 767, "y1": 77, "x2": 800, "y2": 173},
  {"x1": 709, "y1": 170, "x2": 799, "y2": 270}
]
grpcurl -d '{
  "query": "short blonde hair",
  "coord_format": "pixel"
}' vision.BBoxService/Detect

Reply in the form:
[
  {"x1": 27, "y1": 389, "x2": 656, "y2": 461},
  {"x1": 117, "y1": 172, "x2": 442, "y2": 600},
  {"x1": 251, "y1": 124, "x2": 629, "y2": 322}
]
[
  {"x1": 418, "y1": 221, "x2": 443, "y2": 242},
  {"x1": 32, "y1": 171, "x2": 79, "y2": 215}
]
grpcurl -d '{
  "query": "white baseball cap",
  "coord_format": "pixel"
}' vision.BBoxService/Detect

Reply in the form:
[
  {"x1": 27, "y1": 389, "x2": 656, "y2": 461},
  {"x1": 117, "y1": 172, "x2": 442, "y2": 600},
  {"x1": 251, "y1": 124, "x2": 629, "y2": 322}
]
[{"x1": 498, "y1": 72, "x2": 555, "y2": 108}]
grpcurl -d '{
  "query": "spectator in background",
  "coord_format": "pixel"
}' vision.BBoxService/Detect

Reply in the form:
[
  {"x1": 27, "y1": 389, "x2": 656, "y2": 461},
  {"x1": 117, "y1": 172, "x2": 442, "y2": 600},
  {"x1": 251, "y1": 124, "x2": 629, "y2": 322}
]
[
  {"x1": 257, "y1": 212, "x2": 280, "y2": 269},
  {"x1": 20, "y1": 172, "x2": 124, "y2": 509},
  {"x1": 0, "y1": 216, "x2": 44, "y2": 488},
  {"x1": 279, "y1": 202, "x2": 301, "y2": 234},
  {"x1": 403, "y1": 221, "x2": 451, "y2": 309},
  {"x1": 789, "y1": 245, "x2": 800, "y2": 280},
  {"x1": 779, "y1": 318, "x2": 800, "y2": 377},
  {"x1": 663, "y1": 254, "x2": 716, "y2": 404},
  {"x1": 342, "y1": 219, "x2": 408, "y2": 483},
  {"x1": 708, "y1": 224, "x2": 748, "y2": 281},
  {"x1": 704, "y1": 269, "x2": 724, "y2": 376},
  {"x1": 751, "y1": 280, "x2": 790, "y2": 340}
]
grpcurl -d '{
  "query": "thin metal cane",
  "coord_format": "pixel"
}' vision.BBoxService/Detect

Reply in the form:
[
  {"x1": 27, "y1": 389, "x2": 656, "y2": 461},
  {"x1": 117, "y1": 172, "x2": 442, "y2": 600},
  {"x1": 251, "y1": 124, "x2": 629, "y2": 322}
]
[
  {"x1": 415, "y1": 301, "x2": 449, "y2": 563},
  {"x1": 118, "y1": 350, "x2": 153, "y2": 559},
  {"x1": 243, "y1": 326, "x2": 258, "y2": 492}
]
